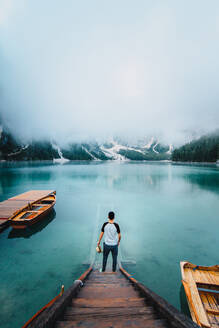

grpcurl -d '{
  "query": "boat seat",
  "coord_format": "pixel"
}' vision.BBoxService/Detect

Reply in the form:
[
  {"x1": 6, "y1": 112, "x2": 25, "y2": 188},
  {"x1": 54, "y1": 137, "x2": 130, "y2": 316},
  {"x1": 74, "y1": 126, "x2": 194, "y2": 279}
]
[{"x1": 26, "y1": 210, "x2": 41, "y2": 213}]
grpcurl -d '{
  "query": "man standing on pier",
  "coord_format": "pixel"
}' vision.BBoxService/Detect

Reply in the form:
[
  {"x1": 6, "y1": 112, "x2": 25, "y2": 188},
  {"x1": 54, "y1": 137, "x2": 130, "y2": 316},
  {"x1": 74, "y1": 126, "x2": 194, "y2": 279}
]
[{"x1": 97, "y1": 211, "x2": 121, "y2": 272}]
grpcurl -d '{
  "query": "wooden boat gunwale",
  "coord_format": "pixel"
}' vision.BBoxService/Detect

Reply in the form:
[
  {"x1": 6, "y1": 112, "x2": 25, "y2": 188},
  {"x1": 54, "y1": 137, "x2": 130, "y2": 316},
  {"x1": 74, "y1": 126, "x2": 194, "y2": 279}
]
[
  {"x1": 181, "y1": 261, "x2": 219, "y2": 274},
  {"x1": 180, "y1": 261, "x2": 219, "y2": 328}
]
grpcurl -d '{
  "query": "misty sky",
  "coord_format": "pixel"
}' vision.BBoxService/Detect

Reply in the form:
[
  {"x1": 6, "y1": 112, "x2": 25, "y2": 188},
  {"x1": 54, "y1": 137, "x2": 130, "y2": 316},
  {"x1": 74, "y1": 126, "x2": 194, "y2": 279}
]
[{"x1": 0, "y1": 0, "x2": 219, "y2": 144}]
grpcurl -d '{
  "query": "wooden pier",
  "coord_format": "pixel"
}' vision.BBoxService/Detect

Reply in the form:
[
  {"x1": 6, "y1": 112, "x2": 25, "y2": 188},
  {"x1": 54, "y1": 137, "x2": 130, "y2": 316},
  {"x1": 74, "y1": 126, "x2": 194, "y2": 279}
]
[
  {"x1": 0, "y1": 190, "x2": 55, "y2": 231},
  {"x1": 25, "y1": 264, "x2": 199, "y2": 328}
]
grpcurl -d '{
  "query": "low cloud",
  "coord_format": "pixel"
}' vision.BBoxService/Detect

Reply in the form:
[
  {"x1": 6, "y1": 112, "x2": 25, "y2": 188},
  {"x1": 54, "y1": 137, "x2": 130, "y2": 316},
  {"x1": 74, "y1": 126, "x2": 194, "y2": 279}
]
[{"x1": 0, "y1": 0, "x2": 219, "y2": 145}]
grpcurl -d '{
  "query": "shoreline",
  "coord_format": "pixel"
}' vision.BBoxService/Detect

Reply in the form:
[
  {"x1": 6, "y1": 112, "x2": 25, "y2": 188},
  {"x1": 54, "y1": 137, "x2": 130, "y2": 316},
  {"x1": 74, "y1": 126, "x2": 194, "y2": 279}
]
[
  {"x1": 0, "y1": 159, "x2": 218, "y2": 167},
  {"x1": 171, "y1": 160, "x2": 219, "y2": 166}
]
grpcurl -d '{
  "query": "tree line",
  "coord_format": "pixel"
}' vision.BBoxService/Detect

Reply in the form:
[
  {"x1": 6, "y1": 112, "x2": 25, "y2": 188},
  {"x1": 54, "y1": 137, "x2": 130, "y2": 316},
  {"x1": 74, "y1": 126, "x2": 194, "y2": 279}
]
[{"x1": 172, "y1": 132, "x2": 219, "y2": 162}]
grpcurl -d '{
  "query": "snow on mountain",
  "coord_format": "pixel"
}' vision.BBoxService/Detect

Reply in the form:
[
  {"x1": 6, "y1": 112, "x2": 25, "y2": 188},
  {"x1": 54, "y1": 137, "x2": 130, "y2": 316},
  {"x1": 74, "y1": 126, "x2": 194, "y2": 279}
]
[
  {"x1": 7, "y1": 144, "x2": 29, "y2": 157},
  {"x1": 152, "y1": 141, "x2": 159, "y2": 154},
  {"x1": 100, "y1": 140, "x2": 146, "y2": 161},
  {"x1": 52, "y1": 143, "x2": 70, "y2": 164},
  {"x1": 143, "y1": 137, "x2": 154, "y2": 149},
  {"x1": 166, "y1": 144, "x2": 173, "y2": 154},
  {"x1": 0, "y1": 122, "x2": 173, "y2": 161},
  {"x1": 98, "y1": 138, "x2": 172, "y2": 161},
  {"x1": 81, "y1": 145, "x2": 99, "y2": 160},
  {"x1": 100, "y1": 143, "x2": 127, "y2": 161}
]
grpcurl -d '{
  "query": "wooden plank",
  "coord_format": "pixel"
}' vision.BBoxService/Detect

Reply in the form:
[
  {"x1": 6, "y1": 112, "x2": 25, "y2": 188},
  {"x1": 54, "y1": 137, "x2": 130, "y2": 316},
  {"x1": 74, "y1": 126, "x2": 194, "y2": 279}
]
[
  {"x1": 78, "y1": 287, "x2": 139, "y2": 298},
  {"x1": 86, "y1": 285, "x2": 133, "y2": 289},
  {"x1": 9, "y1": 190, "x2": 54, "y2": 201},
  {"x1": 201, "y1": 293, "x2": 219, "y2": 326},
  {"x1": 93, "y1": 271, "x2": 119, "y2": 274},
  {"x1": 64, "y1": 306, "x2": 154, "y2": 316},
  {"x1": 206, "y1": 308, "x2": 219, "y2": 315},
  {"x1": 86, "y1": 274, "x2": 124, "y2": 279},
  {"x1": 183, "y1": 280, "x2": 201, "y2": 325},
  {"x1": 199, "y1": 283, "x2": 219, "y2": 326},
  {"x1": 192, "y1": 268, "x2": 219, "y2": 286},
  {"x1": 55, "y1": 317, "x2": 167, "y2": 328},
  {"x1": 64, "y1": 306, "x2": 155, "y2": 320},
  {"x1": 206, "y1": 311, "x2": 219, "y2": 327},
  {"x1": 200, "y1": 293, "x2": 210, "y2": 309},
  {"x1": 72, "y1": 297, "x2": 146, "y2": 308},
  {"x1": 192, "y1": 269, "x2": 207, "y2": 284},
  {"x1": 87, "y1": 278, "x2": 126, "y2": 284},
  {"x1": 183, "y1": 269, "x2": 210, "y2": 327},
  {"x1": 81, "y1": 283, "x2": 136, "y2": 289},
  {"x1": 0, "y1": 200, "x2": 28, "y2": 207},
  {"x1": 90, "y1": 273, "x2": 123, "y2": 278},
  {"x1": 0, "y1": 200, "x2": 28, "y2": 218},
  {"x1": 206, "y1": 272, "x2": 218, "y2": 286},
  {"x1": 210, "y1": 294, "x2": 219, "y2": 311},
  {"x1": 84, "y1": 282, "x2": 130, "y2": 287},
  {"x1": 198, "y1": 270, "x2": 211, "y2": 285},
  {"x1": 206, "y1": 294, "x2": 219, "y2": 325},
  {"x1": 210, "y1": 272, "x2": 219, "y2": 285},
  {"x1": 0, "y1": 210, "x2": 15, "y2": 218},
  {"x1": 204, "y1": 271, "x2": 219, "y2": 286},
  {"x1": 88, "y1": 274, "x2": 124, "y2": 281}
]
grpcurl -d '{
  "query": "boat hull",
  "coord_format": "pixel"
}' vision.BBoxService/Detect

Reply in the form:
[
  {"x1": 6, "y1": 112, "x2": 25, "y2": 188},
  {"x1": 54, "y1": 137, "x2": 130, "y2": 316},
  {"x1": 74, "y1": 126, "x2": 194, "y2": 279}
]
[
  {"x1": 180, "y1": 261, "x2": 219, "y2": 328},
  {"x1": 11, "y1": 194, "x2": 56, "y2": 229},
  {"x1": 11, "y1": 204, "x2": 55, "y2": 229}
]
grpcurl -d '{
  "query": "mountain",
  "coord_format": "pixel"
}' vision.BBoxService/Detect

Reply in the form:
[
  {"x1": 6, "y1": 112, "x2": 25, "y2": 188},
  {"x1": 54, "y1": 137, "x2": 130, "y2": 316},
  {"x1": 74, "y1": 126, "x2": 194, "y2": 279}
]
[
  {"x1": 0, "y1": 125, "x2": 59, "y2": 161},
  {"x1": 172, "y1": 131, "x2": 219, "y2": 163},
  {"x1": 0, "y1": 124, "x2": 172, "y2": 161}
]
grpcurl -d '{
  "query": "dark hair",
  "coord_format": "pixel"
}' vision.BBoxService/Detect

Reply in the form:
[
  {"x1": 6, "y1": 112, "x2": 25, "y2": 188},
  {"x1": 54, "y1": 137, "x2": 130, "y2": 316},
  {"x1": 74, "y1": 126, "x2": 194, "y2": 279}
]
[{"x1": 108, "y1": 211, "x2": 115, "y2": 220}]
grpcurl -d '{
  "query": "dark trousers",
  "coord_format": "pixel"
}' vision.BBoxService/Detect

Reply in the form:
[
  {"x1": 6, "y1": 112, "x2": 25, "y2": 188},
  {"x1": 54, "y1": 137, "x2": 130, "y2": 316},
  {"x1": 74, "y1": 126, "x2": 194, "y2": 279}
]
[{"x1": 102, "y1": 242, "x2": 118, "y2": 272}]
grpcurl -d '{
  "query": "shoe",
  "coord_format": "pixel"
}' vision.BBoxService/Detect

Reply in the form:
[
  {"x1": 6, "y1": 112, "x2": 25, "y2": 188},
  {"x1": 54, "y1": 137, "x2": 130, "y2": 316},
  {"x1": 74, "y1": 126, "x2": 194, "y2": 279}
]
[{"x1": 99, "y1": 268, "x2": 102, "y2": 272}]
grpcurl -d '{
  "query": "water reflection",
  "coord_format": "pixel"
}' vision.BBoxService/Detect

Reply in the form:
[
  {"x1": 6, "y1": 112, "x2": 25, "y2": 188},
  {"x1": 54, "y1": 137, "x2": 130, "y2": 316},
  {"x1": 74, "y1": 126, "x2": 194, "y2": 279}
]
[
  {"x1": 8, "y1": 209, "x2": 56, "y2": 239},
  {"x1": 0, "y1": 161, "x2": 219, "y2": 328},
  {"x1": 182, "y1": 171, "x2": 219, "y2": 195},
  {"x1": 63, "y1": 165, "x2": 168, "y2": 191},
  {"x1": 179, "y1": 284, "x2": 190, "y2": 316},
  {"x1": 0, "y1": 168, "x2": 54, "y2": 199}
]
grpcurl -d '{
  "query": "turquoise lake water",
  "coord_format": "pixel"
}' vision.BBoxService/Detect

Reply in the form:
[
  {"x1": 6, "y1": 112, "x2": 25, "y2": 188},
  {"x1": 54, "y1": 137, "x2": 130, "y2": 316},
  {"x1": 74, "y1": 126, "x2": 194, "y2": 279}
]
[{"x1": 0, "y1": 161, "x2": 219, "y2": 328}]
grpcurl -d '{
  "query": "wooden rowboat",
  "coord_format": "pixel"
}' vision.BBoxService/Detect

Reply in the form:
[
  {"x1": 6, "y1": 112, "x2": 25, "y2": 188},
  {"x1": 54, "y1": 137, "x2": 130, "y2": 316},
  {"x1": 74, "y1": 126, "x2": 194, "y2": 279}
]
[
  {"x1": 181, "y1": 261, "x2": 219, "y2": 328},
  {"x1": 11, "y1": 192, "x2": 56, "y2": 229},
  {"x1": 23, "y1": 262, "x2": 198, "y2": 328}
]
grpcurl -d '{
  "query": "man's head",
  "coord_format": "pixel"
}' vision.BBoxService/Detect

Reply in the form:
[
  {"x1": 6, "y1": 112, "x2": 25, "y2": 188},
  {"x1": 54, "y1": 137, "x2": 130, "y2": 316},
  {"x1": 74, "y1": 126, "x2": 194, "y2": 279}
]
[{"x1": 108, "y1": 211, "x2": 115, "y2": 221}]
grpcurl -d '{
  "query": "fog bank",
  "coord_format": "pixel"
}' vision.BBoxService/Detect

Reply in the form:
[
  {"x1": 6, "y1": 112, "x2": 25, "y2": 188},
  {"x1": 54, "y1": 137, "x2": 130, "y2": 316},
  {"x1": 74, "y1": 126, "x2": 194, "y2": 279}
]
[{"x1": 0, "y1": 0, "x2": 219, "y2": 145}]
